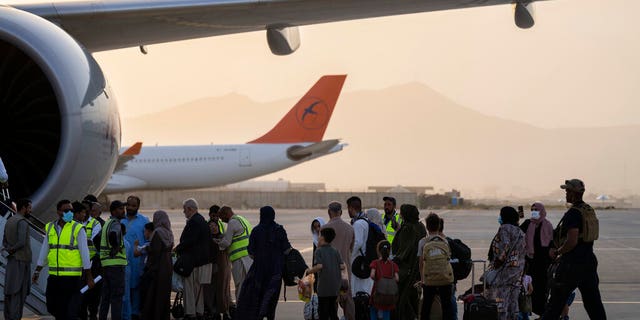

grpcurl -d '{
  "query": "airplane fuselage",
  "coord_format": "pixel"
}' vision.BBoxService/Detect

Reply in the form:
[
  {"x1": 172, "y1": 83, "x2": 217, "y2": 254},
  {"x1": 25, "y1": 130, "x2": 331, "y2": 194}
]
[{"x1": 105, "y1": 142, "x2": 341, "y2": 193}]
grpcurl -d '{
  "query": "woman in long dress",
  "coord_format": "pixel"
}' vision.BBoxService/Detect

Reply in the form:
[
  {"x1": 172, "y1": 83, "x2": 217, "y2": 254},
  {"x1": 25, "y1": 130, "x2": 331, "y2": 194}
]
[
  {"x1": 236, "y1": 206, "x2": 292, "y2": 320},
  {"x1": 487, "y1": 207, "x2": 526, "y2": 320},
  {"x1": 519, "y1": 202, "x2": 553, "y2": 316},
  {"x1": 391, "y1": 204, "x2": 426, "y2": 320},
  {"x1": 141, "y1": 210, "x2": 174, "y2": 320}
]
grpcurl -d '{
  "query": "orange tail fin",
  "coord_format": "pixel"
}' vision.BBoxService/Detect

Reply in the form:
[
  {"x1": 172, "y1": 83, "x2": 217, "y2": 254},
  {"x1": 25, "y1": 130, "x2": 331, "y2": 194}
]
[{"x1": 249, "y1": 75, "x2": 347, "y2": 143}]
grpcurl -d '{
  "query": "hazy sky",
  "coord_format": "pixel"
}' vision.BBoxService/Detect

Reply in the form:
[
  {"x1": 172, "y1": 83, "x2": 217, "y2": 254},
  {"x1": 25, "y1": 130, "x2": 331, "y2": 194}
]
[
  {"x1": 87, "y1": 0, "x2": 640, "y2": 128},
  {"x1": 8, "y1": 0, "x2": 640, "y2": 197}
]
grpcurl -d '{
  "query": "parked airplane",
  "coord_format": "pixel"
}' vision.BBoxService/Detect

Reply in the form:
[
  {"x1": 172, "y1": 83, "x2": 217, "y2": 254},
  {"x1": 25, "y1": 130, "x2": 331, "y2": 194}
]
[
  {"x1": 0, "y1": 0, "x2": 541, "y2": 218},
  {"x1": 105, "y1": 75, "x2": 346, "y2": 193}
]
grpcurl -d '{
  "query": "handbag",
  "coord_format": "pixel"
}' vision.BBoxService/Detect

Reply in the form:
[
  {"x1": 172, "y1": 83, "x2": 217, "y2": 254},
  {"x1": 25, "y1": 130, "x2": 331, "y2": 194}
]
[
  {"x1": 482, "y1": 268, "x2": 500, "y2": 287},
  {"x1": 173, "y1": 253, "x2": 194, "y2": 277},
  {"x1": 351, "y1": 249, "x2": 370, "y2": 279},
  {"x1": 519, "y1": 289, "x2": 532, "y2": 313},
  {"x1": 171, "y1": 291, "x2": 185, "y2": 319}
]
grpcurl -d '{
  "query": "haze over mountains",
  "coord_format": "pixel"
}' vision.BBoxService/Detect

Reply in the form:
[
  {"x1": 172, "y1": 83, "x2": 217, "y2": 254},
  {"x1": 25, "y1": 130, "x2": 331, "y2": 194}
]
[{"x1": 121, "y1": 83, "x2": 640, "y2": 198}]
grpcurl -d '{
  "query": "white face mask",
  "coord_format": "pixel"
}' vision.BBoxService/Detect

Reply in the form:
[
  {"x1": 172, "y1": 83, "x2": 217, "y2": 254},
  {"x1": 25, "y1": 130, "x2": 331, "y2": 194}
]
[{"x1": 531, "y1": 211, "x2": 541, "y2": 220}]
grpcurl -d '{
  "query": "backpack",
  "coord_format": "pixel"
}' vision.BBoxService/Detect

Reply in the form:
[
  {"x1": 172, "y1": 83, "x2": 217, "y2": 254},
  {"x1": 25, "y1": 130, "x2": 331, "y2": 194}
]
[
  {"x1": 573, "y1": 202, "x2": 599, "y2": 242},
  {"x1": 422, "y1": 236, "x2": 454, "y2": 286},
  {"x1": 359, "y1": 217, "x2": 387, "y2": 266},
  {"x1": 372, "y1": 260, "x2": 399, "y2": 307},
  {"x1": 283, "y1": 248, "x2": 308, "y2": 286},
  {"x1": 446, "y1": 237, "x2": 472, "y2": 281}
]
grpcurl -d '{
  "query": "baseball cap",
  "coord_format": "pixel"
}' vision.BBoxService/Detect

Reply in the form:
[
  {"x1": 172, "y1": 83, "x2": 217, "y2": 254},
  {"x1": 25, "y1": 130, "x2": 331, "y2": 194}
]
[
  {"x1": 109, "y1": 200, "x2": 125, "y2": 211},
  {"x1": 561, "y1": 179, "x2": 585, "y2": 193},
  {"x1": 383, "y1": 196, "x2": 396, "y2": 206}
]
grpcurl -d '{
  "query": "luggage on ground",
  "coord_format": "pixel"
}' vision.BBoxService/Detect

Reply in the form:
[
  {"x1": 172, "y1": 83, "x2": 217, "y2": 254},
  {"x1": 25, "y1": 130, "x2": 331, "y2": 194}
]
[{"x1": 461, "y1": 260, "x2": 499, "y2": 320}]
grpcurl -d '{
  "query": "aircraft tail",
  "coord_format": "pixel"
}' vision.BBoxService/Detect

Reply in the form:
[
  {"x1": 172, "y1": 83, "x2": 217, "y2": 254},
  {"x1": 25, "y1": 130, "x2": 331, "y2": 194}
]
[{"x1": 249, "y1": 75, "x2": 347, "y2": 143}]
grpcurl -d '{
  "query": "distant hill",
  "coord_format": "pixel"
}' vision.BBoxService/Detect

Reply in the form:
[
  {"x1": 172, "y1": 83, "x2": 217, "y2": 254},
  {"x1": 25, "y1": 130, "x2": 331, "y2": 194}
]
[{"x1": 122, "y1": 83, "x2": 640, "y2": 198}]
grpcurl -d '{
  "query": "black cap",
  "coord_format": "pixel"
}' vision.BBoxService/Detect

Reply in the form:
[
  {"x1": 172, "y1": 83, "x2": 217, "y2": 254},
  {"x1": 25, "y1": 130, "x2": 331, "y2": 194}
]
[
  {"x1": 83, "y1": 194, "x2": 98, "y2": 203},
  {"x1": 383, "y1": 196, "x2": 396, "y2": 206},
  {"x1": 109, "y1": 200, "x2": 125, "y2": 212}
]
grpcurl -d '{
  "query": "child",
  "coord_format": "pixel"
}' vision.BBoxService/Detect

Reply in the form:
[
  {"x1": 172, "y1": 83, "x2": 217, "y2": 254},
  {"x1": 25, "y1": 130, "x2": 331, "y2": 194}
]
[
  {"x1": 305, "y1": 227, "x2": 345, "y2": 320},
  {"x1": 369, "y1": 240, "x2": 399, "y2": 320},
  {"x1": 133, "y1": 222, "x2": 154, "y2": 258},
  {"x1": 518, "y1": 273, "x2": 533, "y2": 320}
]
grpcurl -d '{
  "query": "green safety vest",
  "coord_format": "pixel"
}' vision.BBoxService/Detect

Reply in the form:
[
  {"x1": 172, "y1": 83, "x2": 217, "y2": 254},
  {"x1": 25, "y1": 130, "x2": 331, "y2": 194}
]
[
  {"x1": 217, "y1": 220, "x2": 226, "y2": 234},
  {"x1": 99, "y1": 218, "x2": 127, "y2": 267},
  {"x1": 228, "y1": 215, "x2": 252, "y2": 262},
  {"x1": 85, "y1": 218, "x2": 99, "y2": 258},
  {"x1": 385, "y1": 212, "x2": 402, "y2": 244},
  {"x1": 46, "y1": 220, "x2": 83, "y2": 276}
]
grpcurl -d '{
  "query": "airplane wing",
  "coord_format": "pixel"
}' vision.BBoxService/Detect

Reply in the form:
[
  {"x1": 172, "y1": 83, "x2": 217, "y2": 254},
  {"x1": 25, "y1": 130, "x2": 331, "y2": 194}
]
[
  {"x1": 12, "y1": 0, "x2": 539, "y2": 52},
  {"x1": 114, "y1": 142, "x2": 142, "y2": 172}
]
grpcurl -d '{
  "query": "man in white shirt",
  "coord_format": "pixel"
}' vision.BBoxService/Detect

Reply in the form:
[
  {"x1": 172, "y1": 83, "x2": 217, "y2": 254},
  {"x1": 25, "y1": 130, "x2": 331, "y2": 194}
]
[{"x1": 346, "y1": 196, "x2": 373, "y2": 319}]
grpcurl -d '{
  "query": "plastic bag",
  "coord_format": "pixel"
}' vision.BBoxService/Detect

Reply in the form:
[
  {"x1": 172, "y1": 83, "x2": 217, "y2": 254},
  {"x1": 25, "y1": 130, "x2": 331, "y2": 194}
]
[
  {"x1": 303, "y1": 293, "x2": 319, "y2": 320},
  {"x1": 171, "y1": 255, "x2": 184, "y2": 292},
  {"x1": 298, "y1": 274, "x2": 314, "y2": 302}
]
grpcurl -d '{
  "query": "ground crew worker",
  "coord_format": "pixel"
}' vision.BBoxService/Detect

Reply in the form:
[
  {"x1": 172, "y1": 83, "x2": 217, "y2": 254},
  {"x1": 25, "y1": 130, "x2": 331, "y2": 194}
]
[
  {"x1": 99, "y1": 200, "x2": 128, "y2": 320},
  {"x1": 543, "y1": 179, "x2": 607, "y2": 319},
  {"x1": 3, "y1": 198, "x2": 32, "y2": 320},
  {"x1": 33, "y1": 199, "x2": 94, "y2": 320},
  {"x1": 80, "y1": 198, "x2": 103, "y2": 320},
  {"x1": 214, "y1": 206, "x2": 253, "y2": 301},
  {"x1": 100, "y1": 200, "x2": 127, "y2": 320},
  {"x1": 382, "y1": 196, "x2": 401, "y2": 244}
]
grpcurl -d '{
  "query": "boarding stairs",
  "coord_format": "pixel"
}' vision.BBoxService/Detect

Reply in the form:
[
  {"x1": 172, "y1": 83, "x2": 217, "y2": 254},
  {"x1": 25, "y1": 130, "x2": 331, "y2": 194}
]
[{"x1": 0, "y1": 198, "x2": 49, "y2": 315}]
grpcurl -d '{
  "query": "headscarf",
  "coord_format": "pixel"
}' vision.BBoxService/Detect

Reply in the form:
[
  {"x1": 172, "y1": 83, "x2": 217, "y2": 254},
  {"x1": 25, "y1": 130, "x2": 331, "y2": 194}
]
[
  {"x1": 526, "y1": 201, "x2": 554, "y2": 256},
  {"x1": 500, "y1": 206, "x2": 520, "y2": 227},
  {"x1": 392, "y1": 204, "x2": 425, "y2": 259},
  {"x1": 310, "y1": 217, "x2": 326, "y2": 247},
  {"x1": 151, "y1": 210, "x2": 174, "y2": 248},
  {"x1": 365, "y1": 208, "x2": 385, "y2": 233},
  {"x1": 259, "y1": 206, "x2": 276, "y2": 226}
]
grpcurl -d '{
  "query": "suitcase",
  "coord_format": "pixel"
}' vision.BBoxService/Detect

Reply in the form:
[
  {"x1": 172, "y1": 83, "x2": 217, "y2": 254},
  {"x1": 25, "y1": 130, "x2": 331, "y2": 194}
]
[{"x1": 462, "y1": 260, "x2": 499, "y2": 320}]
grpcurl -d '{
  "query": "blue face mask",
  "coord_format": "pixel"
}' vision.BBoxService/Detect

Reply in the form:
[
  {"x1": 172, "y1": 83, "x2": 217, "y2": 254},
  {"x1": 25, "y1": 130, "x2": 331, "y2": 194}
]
[
  {"x1": 498, "y1": 216, "x2": 503, "y2": 225},
  {"x1": 62, "y1": 211, "x2": 74, "y2": 222}
]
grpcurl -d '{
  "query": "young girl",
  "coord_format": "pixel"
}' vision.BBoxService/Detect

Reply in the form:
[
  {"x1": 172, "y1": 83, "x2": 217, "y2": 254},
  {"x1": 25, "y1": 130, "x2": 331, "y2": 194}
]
[{"x1": 369, "y1": 240, "x2": 399, "y2": 320}]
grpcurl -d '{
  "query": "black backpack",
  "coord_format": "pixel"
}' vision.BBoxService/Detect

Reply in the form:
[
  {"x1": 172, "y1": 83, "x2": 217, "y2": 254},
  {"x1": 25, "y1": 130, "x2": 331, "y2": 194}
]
[
  {"x1": 360, "y1": 218, "x2": 387, "y2": 266},
  {"x1": 283, "y1": 248, "x2": 308, "y2": 286},
  {"x1": 446, "y1": 237, "x2": 472, "y2": 281}
]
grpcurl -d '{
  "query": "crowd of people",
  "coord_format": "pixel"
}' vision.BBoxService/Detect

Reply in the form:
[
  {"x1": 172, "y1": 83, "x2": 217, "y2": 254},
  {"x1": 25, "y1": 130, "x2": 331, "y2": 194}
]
[{"x1": 0, "y1": 178, "x2": 607, "y2": 320}]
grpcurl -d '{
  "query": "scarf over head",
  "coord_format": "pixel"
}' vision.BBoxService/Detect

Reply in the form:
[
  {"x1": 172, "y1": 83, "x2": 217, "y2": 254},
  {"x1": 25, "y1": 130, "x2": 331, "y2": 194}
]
[
  {"x1": 310, "y1": 216, "x2": 326, "y2": 247},
  {"x1": 259, "y1": 206, "x2": 276, "y2": 226},
  {"x1": 365, "y1": 208, "x2": 385, "y2": 233},
  {"x1": 526, "y1": 201, "x2": 554, "y2": 257},
  {"x1": 152, "y1": 210, "x2": 174, "y2": 248}
]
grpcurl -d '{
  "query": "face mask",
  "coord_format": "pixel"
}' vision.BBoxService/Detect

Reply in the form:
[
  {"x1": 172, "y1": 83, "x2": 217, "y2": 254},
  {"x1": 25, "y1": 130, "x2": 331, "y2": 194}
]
[
  {"x1": 531, "y1": 211, "x2": 541, "y2": 220},
  {"x1": 498, "y1": 216, "x2": 503, "y2": 225},
  {"x1": 62, "y1": 211, "x2": 74, "y2": 222}
]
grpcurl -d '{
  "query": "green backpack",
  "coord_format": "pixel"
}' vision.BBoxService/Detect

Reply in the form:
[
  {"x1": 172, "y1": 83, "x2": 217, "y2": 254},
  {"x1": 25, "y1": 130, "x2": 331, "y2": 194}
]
[{"x1": 422, "y1": 236, "x2": 454, "y2": 286}]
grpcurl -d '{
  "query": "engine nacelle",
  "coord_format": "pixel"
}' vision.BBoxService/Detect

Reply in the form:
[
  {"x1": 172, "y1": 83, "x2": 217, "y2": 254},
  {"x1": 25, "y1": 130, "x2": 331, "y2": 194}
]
[{"x1": 0, "y1": 7, "x2": 120, "y2": 220}]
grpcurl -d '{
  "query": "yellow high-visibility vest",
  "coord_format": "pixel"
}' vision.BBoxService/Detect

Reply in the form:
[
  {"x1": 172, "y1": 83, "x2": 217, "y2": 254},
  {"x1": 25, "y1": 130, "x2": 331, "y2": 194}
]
[
  {"x1": 85, "y1": 218, "x2": 99, "y2": 258},
  {"x1": 228, "y1": 215, "x2": 252, "y2": 262},
  {"x1": 385, "y1": 212, "x2": 402, "y2": 244},
  {"x1": 99, "y1": 218, "x2": 127, "y2": 267},
  {"x1": 46, "y1": 220, "x2": 83, "y2": 276},
  {"x1": 217, "y1": 220, "x2": 226, "y2": 234}
]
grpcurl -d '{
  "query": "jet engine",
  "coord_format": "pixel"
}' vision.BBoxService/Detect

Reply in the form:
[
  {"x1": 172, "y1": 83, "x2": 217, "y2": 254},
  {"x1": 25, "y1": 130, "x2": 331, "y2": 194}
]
[{"x1": 0, "y1": 7, "x2": 120, "y2": 220}]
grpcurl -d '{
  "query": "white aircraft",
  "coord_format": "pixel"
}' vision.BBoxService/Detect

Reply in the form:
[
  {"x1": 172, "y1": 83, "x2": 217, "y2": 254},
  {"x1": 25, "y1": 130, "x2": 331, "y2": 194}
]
[
  {"x1": 0, "y1": 0, "x2": 541, "y2": 218},
  {"x1": 104, "y1": 75, "x2": 346, "y2": 194}
]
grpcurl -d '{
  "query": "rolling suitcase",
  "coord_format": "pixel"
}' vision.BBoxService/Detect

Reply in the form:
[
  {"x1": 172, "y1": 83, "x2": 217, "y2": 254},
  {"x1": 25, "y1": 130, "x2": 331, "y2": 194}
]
[{"x1": 462, "y1": 260, "x2": 499, "y2": 320}]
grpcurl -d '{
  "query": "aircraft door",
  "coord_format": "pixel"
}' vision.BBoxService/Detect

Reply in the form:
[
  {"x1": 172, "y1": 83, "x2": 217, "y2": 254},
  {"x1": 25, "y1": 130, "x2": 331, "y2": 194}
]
[{"x1": 239, "y1": 148, "x2": 251, "y2": 167}]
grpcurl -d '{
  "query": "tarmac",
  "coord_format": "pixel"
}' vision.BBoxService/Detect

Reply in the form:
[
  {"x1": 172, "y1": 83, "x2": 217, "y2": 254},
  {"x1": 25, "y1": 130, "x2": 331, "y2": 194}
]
[{"x1": 19, "y1": 207, "x2": 640, "y2": 319}]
